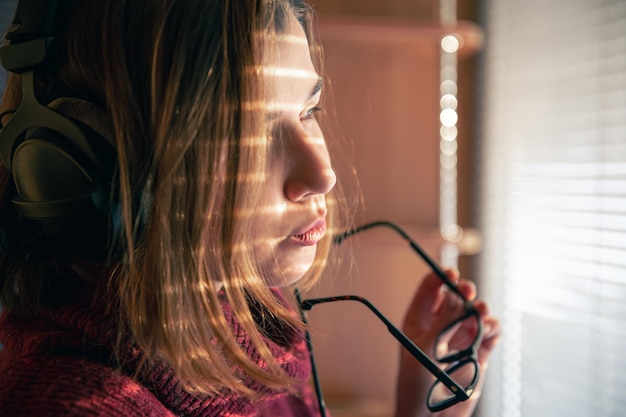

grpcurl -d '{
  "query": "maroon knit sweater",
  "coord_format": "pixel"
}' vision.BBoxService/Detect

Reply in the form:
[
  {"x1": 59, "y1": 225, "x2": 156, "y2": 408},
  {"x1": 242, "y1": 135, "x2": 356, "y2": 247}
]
[{"x1": 0, "y1": 290, "x2": 321, "y2": 417}]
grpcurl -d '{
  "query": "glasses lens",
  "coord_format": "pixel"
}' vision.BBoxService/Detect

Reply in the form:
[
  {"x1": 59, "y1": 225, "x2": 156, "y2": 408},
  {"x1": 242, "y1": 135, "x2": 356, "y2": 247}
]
[
  {"x1": 428, "y1": 360, "x2": 478, "y2": 409},
  {"x1": 435, "y1": 310, "x2": 481, "y2": 362}
]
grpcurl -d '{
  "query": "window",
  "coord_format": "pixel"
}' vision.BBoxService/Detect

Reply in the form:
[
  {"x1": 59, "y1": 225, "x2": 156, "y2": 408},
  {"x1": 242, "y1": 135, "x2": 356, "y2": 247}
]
[{"x1": 477, "y1": 1, "x2": 626, "y2": 416}]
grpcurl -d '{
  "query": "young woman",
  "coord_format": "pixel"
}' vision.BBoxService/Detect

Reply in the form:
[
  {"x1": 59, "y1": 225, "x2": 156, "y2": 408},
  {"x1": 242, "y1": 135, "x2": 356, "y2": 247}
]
[{"x1": 0, "y1": 1, "x2": 500, "y2": 416}]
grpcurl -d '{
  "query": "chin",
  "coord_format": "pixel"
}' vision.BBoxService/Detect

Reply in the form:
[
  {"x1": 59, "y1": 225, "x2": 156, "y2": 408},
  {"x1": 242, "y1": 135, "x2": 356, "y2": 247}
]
[
  {"x1": 267, "y1": 263, "x2": 312, "y2": 288},
  {"x1": 265, "y1": 247, "x2": 317, "y2": 287}
]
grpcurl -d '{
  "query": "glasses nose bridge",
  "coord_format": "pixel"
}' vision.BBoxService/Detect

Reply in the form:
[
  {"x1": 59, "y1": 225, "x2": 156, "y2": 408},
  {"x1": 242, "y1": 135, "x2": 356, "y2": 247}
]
[{"x1": 427, "y1": 356, "x2": 479, "y2": 412}]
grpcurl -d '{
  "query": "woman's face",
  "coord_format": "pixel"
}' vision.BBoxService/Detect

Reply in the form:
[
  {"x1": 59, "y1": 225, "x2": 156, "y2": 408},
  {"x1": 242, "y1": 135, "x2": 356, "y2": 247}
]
[{"x1": 251, "y1": 12, "x2": 336, "y2": 287}]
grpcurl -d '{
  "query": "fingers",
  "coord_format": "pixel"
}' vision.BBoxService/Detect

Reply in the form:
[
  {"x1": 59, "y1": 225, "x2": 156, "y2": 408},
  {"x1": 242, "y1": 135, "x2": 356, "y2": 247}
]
[
  {"x1": 404, "y1": 269, "x2": 498, "y2": 349},
  {"x1": 420, "y1": 269, "x2": 454, "y2": 310},
  {"x1": 435, "y1": 272, "x2": 475, "y2": 317},
  {"x1": 473, "y1": 299, "x2": 490, "y2": 318},
  {"x1": 457, "y1": 278, "x2": 477, "y2": 301},
  {"x1": 473, "y1": 300, "x2": 499, "y2": 343},
  {"x1": 405, "y1": 269, "x2": 470, "y2": 334},
  {"x1": 399, "y1": 269, "x2": 500, "y2": 417},
  {"x1": 404, "y1": 270, "x2": 448, "y2": 321},
  {"x1": 478, "y1": 316, "x2": 501, "y2": 357}
]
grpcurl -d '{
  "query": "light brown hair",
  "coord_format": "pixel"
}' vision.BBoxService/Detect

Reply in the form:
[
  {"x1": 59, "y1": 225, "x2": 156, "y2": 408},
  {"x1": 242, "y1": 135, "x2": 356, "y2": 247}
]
[{"x1": 0, "y1": 0, "x2": 350, "y2": 395}]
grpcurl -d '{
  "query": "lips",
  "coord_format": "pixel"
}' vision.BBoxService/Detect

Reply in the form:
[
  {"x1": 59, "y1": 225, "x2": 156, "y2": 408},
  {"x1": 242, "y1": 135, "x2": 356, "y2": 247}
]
[{"x1": 290, "y1": 219, "x2": 326, "y2": 246}]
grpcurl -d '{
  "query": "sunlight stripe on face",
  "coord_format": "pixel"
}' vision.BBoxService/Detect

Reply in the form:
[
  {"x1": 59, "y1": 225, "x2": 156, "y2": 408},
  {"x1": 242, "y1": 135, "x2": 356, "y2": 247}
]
[
  {"x1": 262, "y1": 66, "x2": 319, "y2": 80},
  {"x1": 254, "y1": 31, "x2": 310, "y2": 44},
  {"x1": 241, "y1": 99, "x2": 323, "y2": 114},
  {"x1": 233, "y1": 202, "x2": 290, "y2": 220},
  {"x1": 265, "y1": 33, "x2": 310, "y2": 45},
  {"x1": 303, "y1": 136, "x2": 327, "y2": 146},
  {"x1": 240, "y1": 100, "x2": 302, "y2": 114},
  {"x1": 265, "y1": 101, "x2": 306, "y2": 113},
  {"x1": 245, "y1": 64, "x2": 319, "y2": 80}
]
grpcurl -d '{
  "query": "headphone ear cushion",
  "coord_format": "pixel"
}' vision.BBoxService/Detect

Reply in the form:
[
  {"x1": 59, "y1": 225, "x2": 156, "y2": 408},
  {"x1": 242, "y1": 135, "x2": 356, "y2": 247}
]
[
  {"x1": 8, "y1": 98, "x2": 117, "y2": 250},
  {"x1": 13, "y1": 127, "x2": 98, "y2": 206}
]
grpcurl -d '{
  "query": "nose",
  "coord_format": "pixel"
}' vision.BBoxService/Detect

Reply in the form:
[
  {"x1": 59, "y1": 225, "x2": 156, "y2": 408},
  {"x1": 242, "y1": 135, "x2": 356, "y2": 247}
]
[{"x1": 283, "y1": 124, "x2": 336, "y2": 202}]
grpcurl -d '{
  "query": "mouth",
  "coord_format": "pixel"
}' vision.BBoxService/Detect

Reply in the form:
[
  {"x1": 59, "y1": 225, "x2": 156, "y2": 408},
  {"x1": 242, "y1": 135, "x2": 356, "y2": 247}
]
[{"x1": 290, "y1": 219, "x2": 327, "y2": 246}]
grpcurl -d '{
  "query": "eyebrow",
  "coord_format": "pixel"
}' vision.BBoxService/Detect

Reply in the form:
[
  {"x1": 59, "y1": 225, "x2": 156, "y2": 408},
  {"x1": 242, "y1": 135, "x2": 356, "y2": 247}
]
[
  {"x1": 262, "y1": 77, "x2": 324, "y2": 121},
  {"x1": 309, "y1": 78, "x2": 323, "y2": 100}
]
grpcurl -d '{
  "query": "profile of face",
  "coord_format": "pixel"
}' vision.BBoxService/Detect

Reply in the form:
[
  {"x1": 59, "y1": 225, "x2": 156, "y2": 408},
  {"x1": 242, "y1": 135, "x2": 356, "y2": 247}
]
[{"x1": 251, "y1": 12, "x2": 336, "y2": 288}]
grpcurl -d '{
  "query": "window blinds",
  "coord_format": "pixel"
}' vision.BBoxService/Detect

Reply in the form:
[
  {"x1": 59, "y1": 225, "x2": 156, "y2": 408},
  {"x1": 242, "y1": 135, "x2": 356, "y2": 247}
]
[{"x1": 477, "y1": 1, "x2": 626, "y2": 416}]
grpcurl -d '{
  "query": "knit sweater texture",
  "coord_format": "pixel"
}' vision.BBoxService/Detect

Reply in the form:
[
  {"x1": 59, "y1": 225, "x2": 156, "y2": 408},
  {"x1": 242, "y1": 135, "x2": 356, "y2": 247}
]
[{"x1": 0, "y1": 290, "x2": 320, "y2": 417}]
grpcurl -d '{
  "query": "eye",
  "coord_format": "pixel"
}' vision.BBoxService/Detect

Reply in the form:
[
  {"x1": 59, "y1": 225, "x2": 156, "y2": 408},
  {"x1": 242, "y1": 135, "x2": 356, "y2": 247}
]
[{"x1": 301, "y1": 106, "x2": 322, "y2": 121}]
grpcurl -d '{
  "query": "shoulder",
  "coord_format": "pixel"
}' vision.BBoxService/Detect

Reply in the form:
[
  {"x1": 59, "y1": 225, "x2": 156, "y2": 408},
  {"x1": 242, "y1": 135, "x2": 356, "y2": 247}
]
[{"x1": 0, "y1": 350, "x2": 174, "y2": 417}]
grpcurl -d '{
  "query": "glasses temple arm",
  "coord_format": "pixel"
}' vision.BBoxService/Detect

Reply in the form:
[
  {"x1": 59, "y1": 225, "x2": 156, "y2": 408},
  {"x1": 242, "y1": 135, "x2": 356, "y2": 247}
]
[
  {"x1": 294, "y1": 289, "x2": 328, "y2": 417},
  {"x1": 335, "y1": 221, "x2": 469, "y2": 303},
  {"x1": 298, "y1": 293, "x2": 469, "y2": 400}
]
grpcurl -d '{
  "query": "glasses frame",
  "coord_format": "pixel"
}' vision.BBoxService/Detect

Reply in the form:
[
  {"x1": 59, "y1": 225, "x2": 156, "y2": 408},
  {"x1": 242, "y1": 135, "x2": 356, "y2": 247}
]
[{"x1": 296, "y1": 220, "x2": 483, "y2": 415}]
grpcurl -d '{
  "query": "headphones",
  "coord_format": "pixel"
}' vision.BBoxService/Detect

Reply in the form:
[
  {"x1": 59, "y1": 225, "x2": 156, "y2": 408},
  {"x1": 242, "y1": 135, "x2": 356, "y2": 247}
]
[{"x1": 0, "y1": 0, "x2": 117, "y2": 253}]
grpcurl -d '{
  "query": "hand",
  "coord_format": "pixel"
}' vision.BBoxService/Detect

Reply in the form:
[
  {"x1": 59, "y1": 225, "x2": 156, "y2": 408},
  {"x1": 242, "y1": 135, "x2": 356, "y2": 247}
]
[{"x1": 394, "y1": 269, "x2": 501, "y2": 417}]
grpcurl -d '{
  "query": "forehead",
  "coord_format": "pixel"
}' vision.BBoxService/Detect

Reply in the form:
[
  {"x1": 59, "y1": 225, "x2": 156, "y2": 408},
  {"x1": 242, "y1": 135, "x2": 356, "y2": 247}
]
[{"x1": 262, "y1": 13, "x2": 320, "y2": 104}]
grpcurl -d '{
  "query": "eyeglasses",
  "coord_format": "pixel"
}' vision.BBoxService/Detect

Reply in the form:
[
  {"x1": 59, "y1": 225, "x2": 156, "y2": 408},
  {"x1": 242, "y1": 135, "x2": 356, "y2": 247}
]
[{"x1": 295, "y1": 220, "x2": 483, "y2": 415}]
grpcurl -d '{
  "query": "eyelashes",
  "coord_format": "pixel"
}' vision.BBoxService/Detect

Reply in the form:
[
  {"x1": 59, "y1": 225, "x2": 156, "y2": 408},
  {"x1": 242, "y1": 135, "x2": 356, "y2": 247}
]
[
  {"x1": 266, "y1": 105, "x2": 323, "y2": 143},
  {"x1": 264, "y1": 104, "x2": 322, "y2": 124},
  {"x1": 301, "y1": 106, "x2": 322, "y2": 121}
]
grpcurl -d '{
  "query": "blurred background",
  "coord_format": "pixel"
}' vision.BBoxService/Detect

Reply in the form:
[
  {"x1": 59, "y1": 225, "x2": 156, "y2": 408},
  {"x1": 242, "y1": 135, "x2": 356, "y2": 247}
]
[
  {"x1": 302, "y1": 1, "x2": 626, "y2": 417},
  {"x1": 0, "y1": 1, "x2": 624, "y2": 416}
]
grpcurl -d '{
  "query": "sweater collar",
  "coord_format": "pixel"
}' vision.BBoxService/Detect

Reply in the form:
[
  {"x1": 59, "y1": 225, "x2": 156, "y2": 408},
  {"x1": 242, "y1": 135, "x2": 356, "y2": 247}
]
[{"x1": 0, "y1": 288, "x2": 311, "y2": 416}]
